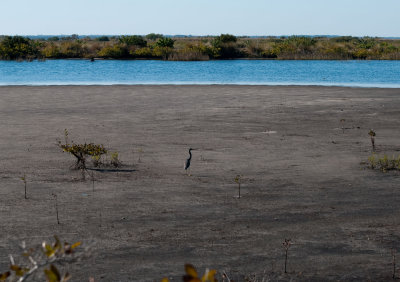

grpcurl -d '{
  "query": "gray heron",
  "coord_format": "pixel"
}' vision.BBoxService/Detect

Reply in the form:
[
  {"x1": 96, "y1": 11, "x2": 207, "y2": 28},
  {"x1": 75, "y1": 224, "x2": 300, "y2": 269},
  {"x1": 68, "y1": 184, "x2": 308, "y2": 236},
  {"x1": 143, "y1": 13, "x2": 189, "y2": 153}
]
[{"x1": 184, "y1": 148, "x2": 195, "y2": 175}]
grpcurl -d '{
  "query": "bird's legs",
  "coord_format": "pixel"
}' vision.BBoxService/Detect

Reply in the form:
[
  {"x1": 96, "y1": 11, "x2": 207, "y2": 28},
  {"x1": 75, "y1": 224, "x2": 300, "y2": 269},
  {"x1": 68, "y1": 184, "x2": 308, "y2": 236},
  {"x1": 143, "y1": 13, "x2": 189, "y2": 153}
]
[{"x1": 187, "y1": 168, "x2": 191, "y2": 176}]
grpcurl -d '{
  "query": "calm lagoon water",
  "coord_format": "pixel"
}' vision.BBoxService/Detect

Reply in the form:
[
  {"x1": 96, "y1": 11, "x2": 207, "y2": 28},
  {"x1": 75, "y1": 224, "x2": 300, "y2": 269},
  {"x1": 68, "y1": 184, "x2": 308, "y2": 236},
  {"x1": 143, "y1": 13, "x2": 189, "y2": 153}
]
[{"x1": 0, "y1": 60, "x2": 399, "y2": 87}]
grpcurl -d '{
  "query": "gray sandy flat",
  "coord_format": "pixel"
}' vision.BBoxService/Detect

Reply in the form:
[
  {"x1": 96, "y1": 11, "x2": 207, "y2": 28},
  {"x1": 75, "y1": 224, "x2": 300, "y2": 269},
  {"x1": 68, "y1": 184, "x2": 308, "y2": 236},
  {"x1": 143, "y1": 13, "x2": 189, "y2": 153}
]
[{"x1": 0, "y1": 85, "x2": 400, "y2": 281}]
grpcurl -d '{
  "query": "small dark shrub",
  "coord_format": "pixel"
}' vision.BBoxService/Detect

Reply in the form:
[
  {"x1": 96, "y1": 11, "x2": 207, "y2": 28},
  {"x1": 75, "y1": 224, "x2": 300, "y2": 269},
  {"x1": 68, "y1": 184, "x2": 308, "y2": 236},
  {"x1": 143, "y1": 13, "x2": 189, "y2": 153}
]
[
  {"x1": 97, "y1": 44, "x2": 128, "y2": 58},
  {"x1": 219, "y1": 34, "x2": 237, "y2": 43},
  {"x1": 0, "y1": 36, "x2": 38, "y2": 60},
  {"x1": 156, "y1": 37, "x2": 175, "y2": 48},
  {"x1": 47, "y1": 36, "x2": 60, "y2": 42},
  {"x1": 146, "y1": 33, "x2": 163, "y2": 41},
  {"x1": 119, "y1": 35, "x2": 147, "y2": 47},
  {"x1": 60, "y1": 142, "x2": 107, "y2": 170},
  {"x1": 97, "y1": 36, "x2": 110, "y2": 42},
  {"x1": 58, "y1": 130, "x2": 107, "y2": 170}
]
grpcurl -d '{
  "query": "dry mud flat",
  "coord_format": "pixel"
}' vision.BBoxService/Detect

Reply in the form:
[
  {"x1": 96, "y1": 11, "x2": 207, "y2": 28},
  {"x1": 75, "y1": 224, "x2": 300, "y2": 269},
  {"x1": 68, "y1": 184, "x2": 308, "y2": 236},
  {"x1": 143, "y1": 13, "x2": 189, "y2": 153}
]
[{"x1": 0, "y1": 85, "x2": 400, "y2": 281}]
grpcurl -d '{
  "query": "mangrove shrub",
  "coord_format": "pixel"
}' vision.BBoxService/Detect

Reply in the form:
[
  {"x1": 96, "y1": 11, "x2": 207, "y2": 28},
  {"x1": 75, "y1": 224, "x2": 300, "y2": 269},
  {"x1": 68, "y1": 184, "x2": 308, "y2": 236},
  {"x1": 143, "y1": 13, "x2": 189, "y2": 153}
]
[{"x1": 0, "y1": 36, "x2": 38, "y2": 60}]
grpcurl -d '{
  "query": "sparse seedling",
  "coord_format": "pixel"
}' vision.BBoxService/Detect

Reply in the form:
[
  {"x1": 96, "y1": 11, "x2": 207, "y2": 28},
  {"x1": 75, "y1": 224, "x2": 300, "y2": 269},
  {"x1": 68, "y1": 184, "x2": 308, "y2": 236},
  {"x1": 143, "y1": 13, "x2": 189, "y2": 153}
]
[
  {"x1": 368, "y1": 154, "x2": 377, "y2": 169},
  {"x1": 340, "y1": 119, "x2": 345, "y2": 133},
  {"x1": 368, "y1": 129, "x2": 376, "y2": 151},
  {"x1": 283, "y1": 238, "x2": 292, "y2": 274},
  {"x1": 91, "y1": 154, "x2": 102, "y2": 167},
  {"x1": 21, "y1": 174, "x2": 27, "y2": 199},
  {"x1": 234, "y1": 174, "x2": 242, "y2": 198},
  {"x1": 52, "y1": 193, "x2": 60, "y2": 225},
  {"x1": 138, "y1": 148, "x2": 143, "y2": 163},
  {"x1": 110, "y1": 151, "x2": 121, "y2": 168}
]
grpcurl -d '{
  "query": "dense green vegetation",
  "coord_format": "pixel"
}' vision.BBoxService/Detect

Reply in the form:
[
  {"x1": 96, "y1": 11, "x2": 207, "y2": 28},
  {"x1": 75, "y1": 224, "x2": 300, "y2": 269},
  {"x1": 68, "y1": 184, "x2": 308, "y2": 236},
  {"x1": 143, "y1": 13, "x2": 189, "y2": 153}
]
[{"x1": 1, "y1": 34, "x2": 400, "y2": 61}]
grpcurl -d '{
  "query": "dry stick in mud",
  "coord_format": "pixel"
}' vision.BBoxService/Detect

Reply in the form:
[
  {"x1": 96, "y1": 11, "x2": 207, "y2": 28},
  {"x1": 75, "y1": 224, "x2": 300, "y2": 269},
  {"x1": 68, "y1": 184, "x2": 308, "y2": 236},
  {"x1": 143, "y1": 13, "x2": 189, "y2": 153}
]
[
  {"x1": 52, "y1": 193, "x2": 60, "y2": 225},
  {"x1": 92, "y1": 172, "x2": 95, "y2": 192},
  {"x1": 21, "y1": 174, "x2": 27, "y2": 199},
  {"x1": 393, "y1": 249, "x2": 396, "y2": 279},
  {"x1": 283, "y1": 238, "x2": 292, "y2": 274},
  {"x1": 84, "y1": 168, "x2": 96, "y2": 192}
]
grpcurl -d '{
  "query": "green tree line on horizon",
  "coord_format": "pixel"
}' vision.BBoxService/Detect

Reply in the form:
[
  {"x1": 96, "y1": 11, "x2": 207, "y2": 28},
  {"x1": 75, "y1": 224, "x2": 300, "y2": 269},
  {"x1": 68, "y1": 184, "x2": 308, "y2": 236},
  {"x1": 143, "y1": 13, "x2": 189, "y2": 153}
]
[{"x1": 0, "y1": 34, "x2": 400, "y2": 61}]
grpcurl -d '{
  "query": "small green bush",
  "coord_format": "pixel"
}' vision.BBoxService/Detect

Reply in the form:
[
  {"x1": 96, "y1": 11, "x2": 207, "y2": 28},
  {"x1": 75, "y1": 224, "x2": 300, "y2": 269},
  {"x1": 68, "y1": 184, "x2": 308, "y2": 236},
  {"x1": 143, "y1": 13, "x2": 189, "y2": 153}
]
[
  {"x1": 119, "y1": 35, "x2": 147, "y2": 47},
  {"x1": 98, "y1": 44, "x2": 128, "y2": 58},
  {"x1": 210, "y1": 36, "x2": 241, "y2": 59},
  {"x1": 331, "y1": 36, "x2": 357, "y2": 43},
  {"x1": 110, "y1": 151, "x2": 121, "y2": 167},
  {"x1": 272, "y1": 36, "x2": 317, "y2": 57},
  {"x1": 41, "y1": 43, "x2": 61, "y2": 58},
  {"x1": 97, "y1": 36, "x2": 110, "y2": 42},
  {"x1": 152, "y1": 46, "x2": 173, "y2": 59},
  {"x1": 132, "y1": 47, "x2": 153, "y2": 58},
  {"x1": 146, "y1": 33, "x2": 163, "y2": 41},
  {"x1": 47, "y1": 36, "x2": 60, "y2": 42},
  {"x1": 219, "y1": 33, "x2": 237, "y2": 43},
  {"x1": 156, "y1": 37, "x2": 175, "y2": 48},
  {"x1": 356, "y1": 37, "x2": 377, "y2": 50},
  {"x1": 353, "y1": 48, "x2": 369, "y2": 59},
  {"x1": 168, "y1": 43, "x2": 211, "y2": 61},
  {"x1": 60, "y1": 142, "x2": 107, "y2": 169},
  {"x1": 368, "y1": 154, "x2": 400, "y2": 171},
  {"x1": 58, "y1": 41, "x2": 88, "y2": 58}
]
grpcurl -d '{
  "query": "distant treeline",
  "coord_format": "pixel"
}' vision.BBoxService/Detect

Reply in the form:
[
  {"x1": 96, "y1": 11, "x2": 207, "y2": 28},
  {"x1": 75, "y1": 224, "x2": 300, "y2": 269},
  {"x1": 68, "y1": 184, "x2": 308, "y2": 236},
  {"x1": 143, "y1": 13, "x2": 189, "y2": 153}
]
[{"x1": 1, "y1": 34, "x2": 400, "y2": 61}]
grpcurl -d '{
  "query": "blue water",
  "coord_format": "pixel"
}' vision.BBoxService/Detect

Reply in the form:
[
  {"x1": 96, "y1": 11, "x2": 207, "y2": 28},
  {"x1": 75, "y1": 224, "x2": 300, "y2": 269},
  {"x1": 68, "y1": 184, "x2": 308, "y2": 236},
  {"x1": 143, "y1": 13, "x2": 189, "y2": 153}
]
[{"x1": 0, "y1": 60, "x2": 400, "y2": 87}]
